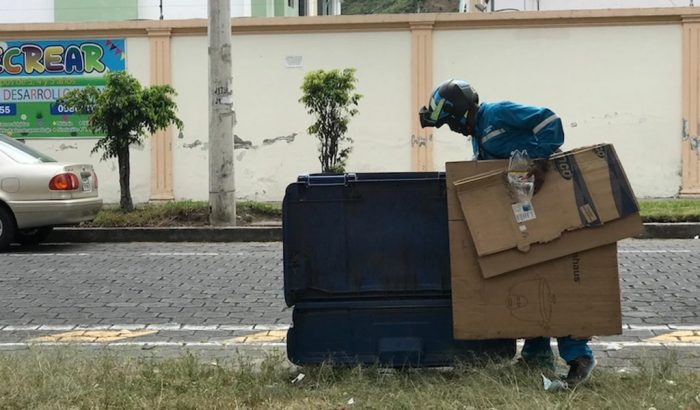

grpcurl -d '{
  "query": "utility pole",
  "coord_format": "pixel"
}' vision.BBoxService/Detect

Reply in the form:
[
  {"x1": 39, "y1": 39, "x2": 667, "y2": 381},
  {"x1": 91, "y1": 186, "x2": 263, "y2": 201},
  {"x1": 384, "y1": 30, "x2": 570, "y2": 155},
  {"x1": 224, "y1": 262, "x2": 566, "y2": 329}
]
[{"x1": 208, "y1": 0, "x2": 236, "y2": 225}]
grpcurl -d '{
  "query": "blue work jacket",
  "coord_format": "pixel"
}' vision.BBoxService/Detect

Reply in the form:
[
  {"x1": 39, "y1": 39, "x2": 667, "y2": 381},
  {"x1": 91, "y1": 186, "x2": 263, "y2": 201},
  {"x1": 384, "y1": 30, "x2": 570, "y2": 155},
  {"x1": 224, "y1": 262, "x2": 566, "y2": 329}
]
[{"x1": 471, "y1": 101, "x2": 564, "y2": 160}]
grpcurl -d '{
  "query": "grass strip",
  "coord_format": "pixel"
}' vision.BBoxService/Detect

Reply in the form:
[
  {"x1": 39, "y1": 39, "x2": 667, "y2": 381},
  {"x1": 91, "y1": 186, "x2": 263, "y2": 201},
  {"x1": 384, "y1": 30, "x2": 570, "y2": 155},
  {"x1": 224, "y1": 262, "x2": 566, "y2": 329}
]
[
  {"x1": 638, "y1": 199, "x2": 700, "y2": 223},
  {"x1": 0, "y1": 349, "x2": 697, "y2": 409},
  {"x1": 83, "y1": 199, "x2": 700, "y2": 227},
  {"x1": 84, "y1": 200, "x2": 281, "y2": 227}
]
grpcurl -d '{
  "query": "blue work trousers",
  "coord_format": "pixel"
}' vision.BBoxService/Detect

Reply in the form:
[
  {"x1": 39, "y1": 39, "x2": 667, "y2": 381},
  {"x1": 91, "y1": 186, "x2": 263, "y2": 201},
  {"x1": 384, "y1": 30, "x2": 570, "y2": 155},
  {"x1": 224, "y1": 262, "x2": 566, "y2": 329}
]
[{"x1": 521, "y1": 337, "x2": 593, "y2": 363}]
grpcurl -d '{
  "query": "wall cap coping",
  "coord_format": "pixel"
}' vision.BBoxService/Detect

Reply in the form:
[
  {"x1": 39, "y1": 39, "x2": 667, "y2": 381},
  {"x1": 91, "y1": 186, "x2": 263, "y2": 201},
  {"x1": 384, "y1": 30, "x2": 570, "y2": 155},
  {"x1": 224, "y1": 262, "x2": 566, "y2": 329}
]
[{"x1": 0, "y1": 7, "x2": 698, "y2": 38}]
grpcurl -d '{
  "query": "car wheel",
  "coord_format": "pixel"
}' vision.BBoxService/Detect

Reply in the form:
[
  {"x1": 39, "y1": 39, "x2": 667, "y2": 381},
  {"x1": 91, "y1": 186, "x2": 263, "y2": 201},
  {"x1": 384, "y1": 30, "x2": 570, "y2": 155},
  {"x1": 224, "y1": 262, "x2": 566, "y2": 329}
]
[
  {"x1": 15, "y1": 226, "x2": 54, "y2": 246},
  {"x1": 0, "y1": 206, "x2": 17, "y2": 251}
]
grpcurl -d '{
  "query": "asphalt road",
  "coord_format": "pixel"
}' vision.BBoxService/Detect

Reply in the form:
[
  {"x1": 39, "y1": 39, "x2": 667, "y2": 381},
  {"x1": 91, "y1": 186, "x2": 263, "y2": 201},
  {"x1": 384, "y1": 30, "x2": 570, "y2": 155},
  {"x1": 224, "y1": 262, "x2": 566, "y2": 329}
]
[{"x1": 0, "y1": 239, "x2": 698, "y2": 369}]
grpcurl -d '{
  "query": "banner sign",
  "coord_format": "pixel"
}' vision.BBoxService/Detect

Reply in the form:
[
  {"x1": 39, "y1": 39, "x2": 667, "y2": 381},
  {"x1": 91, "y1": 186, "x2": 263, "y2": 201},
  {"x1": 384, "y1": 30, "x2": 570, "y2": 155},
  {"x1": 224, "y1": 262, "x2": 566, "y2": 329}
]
[{"x1": 0, "y1": 39, "x2": 125, "y2": 138}]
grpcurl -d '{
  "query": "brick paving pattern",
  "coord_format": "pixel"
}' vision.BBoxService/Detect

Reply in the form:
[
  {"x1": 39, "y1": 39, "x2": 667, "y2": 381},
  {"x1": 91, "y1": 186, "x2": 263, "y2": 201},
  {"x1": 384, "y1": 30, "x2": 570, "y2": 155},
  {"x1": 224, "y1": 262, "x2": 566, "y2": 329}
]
[{"x1": 0, "y1": 239, "x2": 698, "y2": 369}]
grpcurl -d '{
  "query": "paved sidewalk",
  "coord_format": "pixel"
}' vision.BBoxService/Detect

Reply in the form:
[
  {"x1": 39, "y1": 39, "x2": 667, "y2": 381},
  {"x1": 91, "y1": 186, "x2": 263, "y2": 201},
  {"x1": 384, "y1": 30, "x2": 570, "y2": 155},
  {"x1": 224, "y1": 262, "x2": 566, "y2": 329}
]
[{"x1": 1, "y1": 240, "x2": 698, "y2": 370}]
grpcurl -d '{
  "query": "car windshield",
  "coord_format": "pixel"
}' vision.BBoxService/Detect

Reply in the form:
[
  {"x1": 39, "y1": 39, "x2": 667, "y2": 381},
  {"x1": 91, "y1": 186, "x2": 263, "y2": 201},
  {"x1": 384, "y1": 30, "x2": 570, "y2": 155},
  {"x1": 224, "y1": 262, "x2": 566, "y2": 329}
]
[{"x1": 0, "y1": 134, "x2": 56, "y2": 164}]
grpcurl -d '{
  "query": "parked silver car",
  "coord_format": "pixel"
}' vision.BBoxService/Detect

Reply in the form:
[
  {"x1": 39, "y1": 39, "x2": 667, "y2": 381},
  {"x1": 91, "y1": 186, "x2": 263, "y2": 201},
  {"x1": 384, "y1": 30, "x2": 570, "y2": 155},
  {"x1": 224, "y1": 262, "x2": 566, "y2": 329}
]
[{"x1": 0, "y1": 134, "x2": 102, "y2": 249}]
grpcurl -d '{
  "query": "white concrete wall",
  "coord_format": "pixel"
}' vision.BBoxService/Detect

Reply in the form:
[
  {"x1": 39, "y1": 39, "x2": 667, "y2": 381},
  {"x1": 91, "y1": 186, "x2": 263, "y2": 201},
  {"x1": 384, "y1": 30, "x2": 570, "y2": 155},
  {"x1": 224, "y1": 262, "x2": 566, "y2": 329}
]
[
  {"x1": 170, "y1": 36, "x2": 207, "y2": 202},
  {"x1": 0, "y1": 0, "x2": 53, "y2": 23},
  {"x1": 170, "y1": 30, "x2": 411, "y2": 201},
  {"x1": 6, "y1": 18, "x2": 684, "y2": 202},
  {"x1": 23, "y1": 37, "x2": 152, "y2": 205},
  {"x1": 433, "y1": 24, "x2": 682, "y2": 198}
]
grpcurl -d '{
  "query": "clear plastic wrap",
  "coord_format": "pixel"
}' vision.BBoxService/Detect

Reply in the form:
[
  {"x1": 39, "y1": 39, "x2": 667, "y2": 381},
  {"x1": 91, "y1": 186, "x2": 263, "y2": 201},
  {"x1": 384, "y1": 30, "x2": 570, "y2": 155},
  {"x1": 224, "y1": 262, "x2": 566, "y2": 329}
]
[{"x1": 507, "y1": 150, "x2": 535, "y2": 203}]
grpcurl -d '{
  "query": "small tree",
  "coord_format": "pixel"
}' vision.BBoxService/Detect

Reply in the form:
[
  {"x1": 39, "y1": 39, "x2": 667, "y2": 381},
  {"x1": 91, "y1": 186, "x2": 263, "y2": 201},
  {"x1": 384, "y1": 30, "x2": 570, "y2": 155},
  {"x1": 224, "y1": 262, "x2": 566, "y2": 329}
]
[
  {"x1": 58, "y1": 71, "x2": 183, "y2": 211},
  {"x1": 300, "y1": 68, "x2": 362, "y2": 173}
]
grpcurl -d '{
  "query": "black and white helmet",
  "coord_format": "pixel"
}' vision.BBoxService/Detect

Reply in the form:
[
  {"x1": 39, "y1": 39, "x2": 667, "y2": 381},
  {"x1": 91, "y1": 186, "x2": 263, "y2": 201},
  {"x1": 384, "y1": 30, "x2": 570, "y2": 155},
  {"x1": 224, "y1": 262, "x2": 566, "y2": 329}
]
[{"x1": 418, "y1": 79, "x2": 479, "y2": 129}]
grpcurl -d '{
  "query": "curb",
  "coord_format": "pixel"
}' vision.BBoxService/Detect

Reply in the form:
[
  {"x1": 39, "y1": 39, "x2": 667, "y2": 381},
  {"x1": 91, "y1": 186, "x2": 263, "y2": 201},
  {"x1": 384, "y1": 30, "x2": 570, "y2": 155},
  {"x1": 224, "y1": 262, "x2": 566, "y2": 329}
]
[
  {"x1": 45, "y1": 223, "x2": 700, "y2": 243},
  {"x1": 635, "y1": 223, "x2": 700, "y2": 239},
  {"x1": 48, "y1": 226, "x2": 282, "y2": 243}
]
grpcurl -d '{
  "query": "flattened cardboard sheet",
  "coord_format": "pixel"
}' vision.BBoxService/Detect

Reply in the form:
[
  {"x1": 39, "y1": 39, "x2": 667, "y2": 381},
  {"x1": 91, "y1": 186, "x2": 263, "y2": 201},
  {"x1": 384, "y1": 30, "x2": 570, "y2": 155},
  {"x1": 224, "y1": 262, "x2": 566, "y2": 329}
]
[
  {"x1": 449, "y1": 144, "x2": 643, "y2": 278},
  {"x1": 449, "y1": 219, "x2": 622, "y2": 340},
  {"x1": 446, "y1": 160, "x2": 623, "y2": 339}
]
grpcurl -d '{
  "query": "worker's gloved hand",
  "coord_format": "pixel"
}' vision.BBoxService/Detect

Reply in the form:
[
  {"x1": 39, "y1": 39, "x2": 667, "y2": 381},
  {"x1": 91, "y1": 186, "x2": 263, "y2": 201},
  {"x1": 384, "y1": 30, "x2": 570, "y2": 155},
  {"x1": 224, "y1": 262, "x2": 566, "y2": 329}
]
[{"x1": 527, "y1": 159, "x2": 549, "y2": 195}]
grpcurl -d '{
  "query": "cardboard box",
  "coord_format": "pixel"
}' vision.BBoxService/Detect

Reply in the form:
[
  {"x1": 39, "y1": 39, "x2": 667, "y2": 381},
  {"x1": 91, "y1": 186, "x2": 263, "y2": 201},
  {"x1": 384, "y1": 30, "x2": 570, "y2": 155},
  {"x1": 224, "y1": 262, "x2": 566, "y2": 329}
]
[
  {"x1": 449, "y1": 219, "x2": 622, "y2": 339},
  {"x1": 446, "y1": 158, "x2": 623, "y2": 339},
  {"x1": 451, "y1": 144, "x2": 643, "y2": 278}
]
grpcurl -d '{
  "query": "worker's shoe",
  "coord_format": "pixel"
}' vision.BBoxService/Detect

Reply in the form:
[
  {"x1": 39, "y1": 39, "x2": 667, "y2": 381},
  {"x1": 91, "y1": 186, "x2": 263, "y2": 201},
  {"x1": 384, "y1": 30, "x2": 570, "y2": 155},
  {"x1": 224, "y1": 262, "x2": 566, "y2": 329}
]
[{"x1": 565, "y1": 356, "x2": 597, "y2": 387}]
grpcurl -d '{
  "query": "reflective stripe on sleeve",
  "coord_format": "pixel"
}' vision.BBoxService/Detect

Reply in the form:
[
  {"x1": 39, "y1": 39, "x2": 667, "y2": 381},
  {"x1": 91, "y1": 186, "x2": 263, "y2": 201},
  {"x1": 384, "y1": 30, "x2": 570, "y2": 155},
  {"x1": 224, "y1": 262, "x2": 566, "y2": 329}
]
[
  {"x1": 532, "y1": 114, "x2": 559, "y2": 134},
  {"x1": 481, "y1": 128, "x2": 506, "y2": 144}
]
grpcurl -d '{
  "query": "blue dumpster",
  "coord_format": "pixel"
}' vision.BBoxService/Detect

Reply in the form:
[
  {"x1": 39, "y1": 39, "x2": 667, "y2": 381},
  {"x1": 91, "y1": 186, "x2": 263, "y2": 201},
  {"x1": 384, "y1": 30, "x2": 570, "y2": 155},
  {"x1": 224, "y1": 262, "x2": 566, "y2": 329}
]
[
  {"x1": 288, "y1": 298, "x2": 515, "y2": 367},
  {"x1": 283, "y1": 172, "x2": 451, "y2": 306},
  {"x1": 283, "y1": 172, "x2": 516, "y2": 366}
]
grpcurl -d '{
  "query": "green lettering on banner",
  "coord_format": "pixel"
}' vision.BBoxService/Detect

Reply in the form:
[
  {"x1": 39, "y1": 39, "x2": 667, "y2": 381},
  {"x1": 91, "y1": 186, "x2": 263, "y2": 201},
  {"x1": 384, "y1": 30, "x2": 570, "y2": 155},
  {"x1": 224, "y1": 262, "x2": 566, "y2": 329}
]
[
  {"x1": 22, "y1": 45, "x2": 45, "y2": 75},
  {"x1": 81, "y1": 44, "x2": 105, "y2": 73}
]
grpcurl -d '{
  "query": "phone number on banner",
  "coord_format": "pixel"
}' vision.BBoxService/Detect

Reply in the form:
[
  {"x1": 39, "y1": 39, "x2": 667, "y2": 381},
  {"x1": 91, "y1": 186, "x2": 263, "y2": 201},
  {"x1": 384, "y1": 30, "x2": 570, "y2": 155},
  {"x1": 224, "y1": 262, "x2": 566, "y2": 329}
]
[{"x1": 0, "y1": 104, "x2": 17, "y2": 116}]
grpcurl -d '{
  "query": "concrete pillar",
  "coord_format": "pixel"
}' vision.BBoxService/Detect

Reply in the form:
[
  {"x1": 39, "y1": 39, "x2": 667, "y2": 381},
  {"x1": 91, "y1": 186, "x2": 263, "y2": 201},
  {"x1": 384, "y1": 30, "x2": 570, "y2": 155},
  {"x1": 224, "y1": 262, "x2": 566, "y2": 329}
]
[
  {"x1": 681, "y1": 15, "x2": 700, "y2": 196},
  {"x1": 410, "y1": 21, "x2": 434, "y2": 171},
  {"x1": 148, "y1": 28, "x2": 174, "y2": 201}
]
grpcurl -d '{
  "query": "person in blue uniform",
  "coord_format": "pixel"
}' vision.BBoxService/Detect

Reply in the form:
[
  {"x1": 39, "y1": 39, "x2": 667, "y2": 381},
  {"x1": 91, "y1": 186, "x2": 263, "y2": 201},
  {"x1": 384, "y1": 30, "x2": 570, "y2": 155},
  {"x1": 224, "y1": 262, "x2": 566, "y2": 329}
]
[{"x1": 419, "y1": 79, "x2": 596, "y2": 386}]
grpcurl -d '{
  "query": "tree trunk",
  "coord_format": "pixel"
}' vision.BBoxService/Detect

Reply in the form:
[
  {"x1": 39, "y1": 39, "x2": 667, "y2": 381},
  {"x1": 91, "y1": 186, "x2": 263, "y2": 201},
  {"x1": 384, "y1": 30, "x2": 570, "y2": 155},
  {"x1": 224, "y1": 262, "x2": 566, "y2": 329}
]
[{"x1": 117, "y1": 144, "x2": 133, "y2": 211}]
